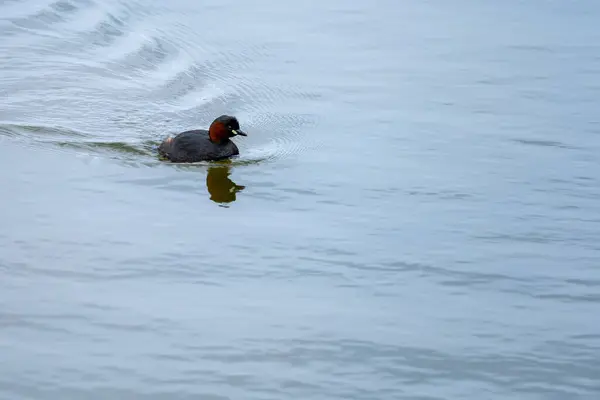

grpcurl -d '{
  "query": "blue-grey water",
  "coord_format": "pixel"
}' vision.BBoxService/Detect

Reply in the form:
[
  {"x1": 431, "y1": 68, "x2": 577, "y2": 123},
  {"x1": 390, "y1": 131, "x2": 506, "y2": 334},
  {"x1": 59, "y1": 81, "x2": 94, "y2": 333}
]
[{"x1": 1, "y1": 0, "x2": 600, "y2": 399}]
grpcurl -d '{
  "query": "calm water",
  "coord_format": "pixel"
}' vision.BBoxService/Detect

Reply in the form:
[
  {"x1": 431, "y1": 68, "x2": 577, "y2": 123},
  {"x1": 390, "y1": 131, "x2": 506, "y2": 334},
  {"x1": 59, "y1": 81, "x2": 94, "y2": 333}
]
[{"x1": 1, "y1": 0, "x2": 600, "y2": 399}]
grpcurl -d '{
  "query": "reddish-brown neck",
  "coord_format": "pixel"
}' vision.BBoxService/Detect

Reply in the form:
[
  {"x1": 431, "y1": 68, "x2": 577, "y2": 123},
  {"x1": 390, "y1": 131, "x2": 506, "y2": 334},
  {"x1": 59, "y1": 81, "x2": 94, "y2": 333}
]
[{"x1": 209, "y1": 121, "x2": 229, "y2": 143}]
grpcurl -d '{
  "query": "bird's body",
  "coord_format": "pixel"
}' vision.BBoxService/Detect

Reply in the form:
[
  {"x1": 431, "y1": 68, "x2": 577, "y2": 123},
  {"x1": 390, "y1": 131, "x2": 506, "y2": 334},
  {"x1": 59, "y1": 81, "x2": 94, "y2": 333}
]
[
  {"x1": 158, "y1": 115, "x2": 247, "y2": 163},
  {"x1": 158, "y1": 129, "x2": 239, "y2": 163}
]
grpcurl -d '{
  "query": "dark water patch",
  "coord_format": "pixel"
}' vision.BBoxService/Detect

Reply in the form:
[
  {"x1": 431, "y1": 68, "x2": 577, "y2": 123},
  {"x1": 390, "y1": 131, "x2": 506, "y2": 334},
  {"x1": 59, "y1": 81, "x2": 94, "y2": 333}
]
[
  {"x1": 0, "y1": 123, "x2": 90, "y2": 139},
  {"x1": 512, "y1": 138, "x2": 576, "y2": 150},
  {"x1": 565, "y1": 278, "x2": 600, "y2": 288},
  {"x1": 0, "y1": 312, "x2": 76, "y2": 335},
  {"x1": 6, "y1": 0, "x2": 90, "y2": 32},
  {"x1": 508, "y1": 44, "x2": 555, "y2": 54},
  {"x1": 56, "y1": 140, "x2": 157, "y2": 158},
  {"x1": 475, "y1": 232, "x2": 562, "y2": 245},
  {"x1": 90, "y1": 12, "x2": 128, "y2": 46},
  {"x1": 536, "y1": 292, "x2": 600, "y2": 303},
  {"x1": 405, "y1": 188, "x2": 474, "y2": 201}
]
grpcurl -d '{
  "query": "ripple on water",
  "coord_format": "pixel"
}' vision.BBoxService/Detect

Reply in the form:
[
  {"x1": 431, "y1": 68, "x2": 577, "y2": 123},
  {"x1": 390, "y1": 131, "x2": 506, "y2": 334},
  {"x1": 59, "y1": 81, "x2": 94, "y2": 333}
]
[
  {"x1": 130, "y1": 36, "x2": 178, "y2": 70},
  {"x1": 71, "y1": 10, "x2": 130, "y2": 49},
  {"x1": 147, "y1": 63, "x2": 222, "y2": 107},
  {"x1": 0, "y1": 123, "x2": 90, "y2": 140},
  {"x1": 0, "y1": 122, "x2": 159, "y2": 163},
  {"x1": 512, "y1": 138, "x2": 577, "y2": 150},
  {"x1": 1, "y1": 0, "x2": 323, "y2": 166},
  {"x1": 239, "y1": 112, "x2": 320, "y2": 162},
  {"x1": 0, "y1": 0, "x2": 59, "y2": 21},
  {"x1": 4, "y1": 0, "x2": 90, "y2": 32},
  {"x1": 0, "y1": 111, "x2": 318, "y2": 166}
]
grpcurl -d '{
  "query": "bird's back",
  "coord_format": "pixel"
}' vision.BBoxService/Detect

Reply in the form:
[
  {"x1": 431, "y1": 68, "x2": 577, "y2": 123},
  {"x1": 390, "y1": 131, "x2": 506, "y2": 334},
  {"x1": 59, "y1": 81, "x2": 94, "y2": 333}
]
[{"x1": 159, "y1": 129, "x2": 239, "y2": 162}]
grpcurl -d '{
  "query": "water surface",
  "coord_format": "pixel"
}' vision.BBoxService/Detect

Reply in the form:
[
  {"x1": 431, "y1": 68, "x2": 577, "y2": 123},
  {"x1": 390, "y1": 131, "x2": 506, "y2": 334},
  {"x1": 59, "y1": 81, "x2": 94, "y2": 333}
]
[{"x1": 1, "y1": 0, "x2": 600, "y2": 399}]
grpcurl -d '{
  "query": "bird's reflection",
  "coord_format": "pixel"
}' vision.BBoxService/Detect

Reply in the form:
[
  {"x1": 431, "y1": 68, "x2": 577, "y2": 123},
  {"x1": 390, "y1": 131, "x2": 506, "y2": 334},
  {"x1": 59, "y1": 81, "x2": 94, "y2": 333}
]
[{"x1": 205, "y1": 163, "x2": 245, "y2": 205}]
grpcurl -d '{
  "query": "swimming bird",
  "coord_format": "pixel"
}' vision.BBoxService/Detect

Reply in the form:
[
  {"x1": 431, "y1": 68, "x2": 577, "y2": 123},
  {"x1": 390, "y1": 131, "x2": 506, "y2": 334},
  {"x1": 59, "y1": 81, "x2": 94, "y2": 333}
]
[{"x1": 158, "y1": 115, "x2": 247, "y2": 162}]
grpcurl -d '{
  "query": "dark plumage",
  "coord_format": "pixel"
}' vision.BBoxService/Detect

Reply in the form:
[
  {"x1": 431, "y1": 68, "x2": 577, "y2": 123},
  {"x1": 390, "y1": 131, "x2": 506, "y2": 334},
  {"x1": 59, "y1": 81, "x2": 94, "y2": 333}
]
[{"x1": 158, "y1": 115, "x2": 247, "y2": 162}]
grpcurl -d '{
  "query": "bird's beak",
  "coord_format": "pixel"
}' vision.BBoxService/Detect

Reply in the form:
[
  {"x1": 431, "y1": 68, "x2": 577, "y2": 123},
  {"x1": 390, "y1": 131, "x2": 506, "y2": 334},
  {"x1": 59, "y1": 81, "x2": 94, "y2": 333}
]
[{"x1": 231, "y1": 129, "x2": 247, "y2": 136}]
